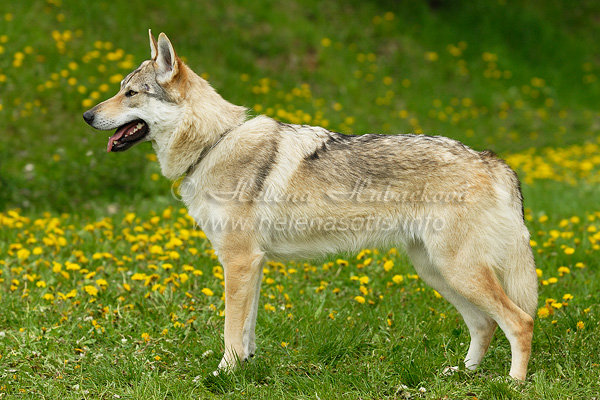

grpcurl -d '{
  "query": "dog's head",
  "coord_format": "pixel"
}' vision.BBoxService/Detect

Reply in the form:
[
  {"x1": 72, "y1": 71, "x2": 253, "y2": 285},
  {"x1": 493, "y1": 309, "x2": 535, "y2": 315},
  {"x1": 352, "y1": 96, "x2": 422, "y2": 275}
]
[{"x1": 83, "y1": 30, "x2": 186, "y2": 152}]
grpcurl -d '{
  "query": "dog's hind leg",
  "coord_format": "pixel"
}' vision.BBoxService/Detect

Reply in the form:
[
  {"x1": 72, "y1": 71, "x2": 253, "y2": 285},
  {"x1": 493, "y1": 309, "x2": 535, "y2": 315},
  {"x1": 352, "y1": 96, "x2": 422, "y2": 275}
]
[
  {"x1": 216, "y1": 234, "x2": 264, "y2": 373},
  {"x1": 406, "y1": 242, "x2": 497, "y2": 371},
  {"x1": 427, "y1": 247, "x2": 534, "y2": 380}
]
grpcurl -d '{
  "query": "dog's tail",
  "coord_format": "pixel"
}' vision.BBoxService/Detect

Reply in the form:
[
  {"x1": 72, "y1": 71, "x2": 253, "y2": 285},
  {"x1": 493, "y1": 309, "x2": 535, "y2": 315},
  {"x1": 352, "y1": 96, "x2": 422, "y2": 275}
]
[
  {"x1": 502, "y1": 235, "x2": 538, "y2": 318},
  {"x1": 483, "y1": 151, "x2": 538, "y2": 318}
]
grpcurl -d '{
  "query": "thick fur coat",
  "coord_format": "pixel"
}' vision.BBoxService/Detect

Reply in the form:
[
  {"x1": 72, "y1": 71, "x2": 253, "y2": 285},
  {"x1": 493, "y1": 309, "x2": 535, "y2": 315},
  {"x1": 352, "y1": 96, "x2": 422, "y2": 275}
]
[{"x1": 84, "y1": 31, "x2": 538, "y2": 380}]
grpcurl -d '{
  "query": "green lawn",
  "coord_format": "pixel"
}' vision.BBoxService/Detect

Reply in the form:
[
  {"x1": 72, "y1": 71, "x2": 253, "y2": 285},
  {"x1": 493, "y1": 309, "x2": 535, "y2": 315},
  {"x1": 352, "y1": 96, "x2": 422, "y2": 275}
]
[{"x1": 1, "y1": 1, "x2": 599, "y2": 398}]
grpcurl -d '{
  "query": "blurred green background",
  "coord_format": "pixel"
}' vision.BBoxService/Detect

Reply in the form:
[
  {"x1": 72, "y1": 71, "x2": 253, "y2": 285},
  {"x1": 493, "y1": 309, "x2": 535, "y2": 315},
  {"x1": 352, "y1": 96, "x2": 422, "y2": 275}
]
[{"x1": 1, "y1": 0, "x2": 599, "y2": 214}]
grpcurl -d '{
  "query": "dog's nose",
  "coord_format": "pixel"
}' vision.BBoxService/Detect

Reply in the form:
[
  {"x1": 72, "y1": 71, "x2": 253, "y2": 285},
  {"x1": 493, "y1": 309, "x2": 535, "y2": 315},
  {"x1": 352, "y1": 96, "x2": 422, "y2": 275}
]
[{"x1": 83, "y1": 110, "x2": 95, "y2": 124}]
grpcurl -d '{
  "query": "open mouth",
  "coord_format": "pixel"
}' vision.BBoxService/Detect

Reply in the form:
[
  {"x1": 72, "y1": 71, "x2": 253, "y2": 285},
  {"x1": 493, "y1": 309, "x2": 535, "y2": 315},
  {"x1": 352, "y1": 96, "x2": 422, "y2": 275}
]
[{"x1": 107, "y1": 119, "x2": 149, "y2": 152}]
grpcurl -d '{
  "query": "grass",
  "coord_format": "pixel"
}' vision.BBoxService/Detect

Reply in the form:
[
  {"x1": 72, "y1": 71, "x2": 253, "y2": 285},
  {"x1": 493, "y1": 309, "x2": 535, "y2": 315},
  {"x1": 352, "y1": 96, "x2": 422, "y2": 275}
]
[
  {"x1": 1, "y1": 208, "x2": 598, "y2": 398},
  {"x1": 1, "y1": 0, "x2": 599, "y2": 398}
]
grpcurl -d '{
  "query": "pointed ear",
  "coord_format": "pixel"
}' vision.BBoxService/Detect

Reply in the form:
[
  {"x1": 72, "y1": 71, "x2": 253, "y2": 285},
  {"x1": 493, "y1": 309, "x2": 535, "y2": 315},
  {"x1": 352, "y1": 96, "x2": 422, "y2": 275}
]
[
  {"x1": 148, "y1": 29, "x2": 158, "y2": 60},
  {"x1": 155, "y1": 32, "x2": 178, "y2": 83}
]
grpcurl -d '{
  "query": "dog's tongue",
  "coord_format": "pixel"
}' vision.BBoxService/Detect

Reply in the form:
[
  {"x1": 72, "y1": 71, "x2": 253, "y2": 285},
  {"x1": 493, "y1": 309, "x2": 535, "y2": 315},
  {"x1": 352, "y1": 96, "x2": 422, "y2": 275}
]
[{"x1": 107, "y1": 121, "x2": 136, "y2": 152}]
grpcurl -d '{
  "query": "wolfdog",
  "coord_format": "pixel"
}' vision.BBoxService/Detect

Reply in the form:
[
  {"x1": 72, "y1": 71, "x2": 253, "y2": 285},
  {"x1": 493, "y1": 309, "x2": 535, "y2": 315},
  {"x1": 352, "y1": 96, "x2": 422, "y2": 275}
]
[{"x1": 83, "y1": 31, "x2": 538, "y2": 380}]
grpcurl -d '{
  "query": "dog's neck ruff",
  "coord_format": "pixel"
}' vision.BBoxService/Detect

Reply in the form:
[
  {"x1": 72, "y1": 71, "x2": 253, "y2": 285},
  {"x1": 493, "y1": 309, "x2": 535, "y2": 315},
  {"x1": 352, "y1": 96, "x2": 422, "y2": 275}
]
[{"x1": 185, "y1": 126, "x2": 235, "y2": 177}]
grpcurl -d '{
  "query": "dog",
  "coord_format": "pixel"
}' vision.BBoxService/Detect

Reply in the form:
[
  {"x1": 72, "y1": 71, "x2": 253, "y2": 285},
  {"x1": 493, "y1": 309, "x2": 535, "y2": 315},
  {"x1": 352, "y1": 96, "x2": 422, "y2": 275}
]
[{"x1": 83, "y1": 30, "x2": 538, "y2": 380}]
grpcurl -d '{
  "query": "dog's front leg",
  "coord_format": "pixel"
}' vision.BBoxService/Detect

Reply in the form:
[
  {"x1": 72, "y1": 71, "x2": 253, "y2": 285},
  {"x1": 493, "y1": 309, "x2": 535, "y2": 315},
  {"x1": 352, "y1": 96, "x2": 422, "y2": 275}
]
[{"x1": 216, "y1": 242, "x2": 264, "y2": 373}]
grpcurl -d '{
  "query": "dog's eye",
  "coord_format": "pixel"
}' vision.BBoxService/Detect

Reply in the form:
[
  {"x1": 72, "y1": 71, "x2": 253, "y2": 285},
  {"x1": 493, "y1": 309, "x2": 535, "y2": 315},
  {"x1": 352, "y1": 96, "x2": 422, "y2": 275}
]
[{"x1": 125, "y1": 90, "x2": 137, "y2": 97}]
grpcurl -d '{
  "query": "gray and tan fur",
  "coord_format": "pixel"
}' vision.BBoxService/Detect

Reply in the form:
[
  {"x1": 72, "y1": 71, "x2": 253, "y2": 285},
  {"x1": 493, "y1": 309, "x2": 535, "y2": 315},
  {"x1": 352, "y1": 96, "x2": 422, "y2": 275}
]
[{"x1": 83, "y1": 31, "x2": 538, "y2": 380}]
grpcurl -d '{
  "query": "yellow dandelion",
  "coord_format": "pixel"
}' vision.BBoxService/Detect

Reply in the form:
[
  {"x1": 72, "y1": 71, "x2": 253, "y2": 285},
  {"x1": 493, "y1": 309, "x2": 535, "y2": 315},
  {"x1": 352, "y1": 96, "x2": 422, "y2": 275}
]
[
  {"x1": 201, "y1": 288, "x2": 214, "y2": 297},
  {"x1": 558, "y1": 266, "x2": 570, "y2": 276},
  {"x1": 425, "y1": 51, "x2": 438, "y2": 61},
  {"x1": 83, "y1": 285, "x2": 98, "y2": 296},
  {"x1": 65, "y1": 262, "x2": 80, "y2": 271},
  {"x1": 17, "y1": 248, "x2": 30, "y2": 260},
  {"x1": 482, "y1": 52, "x2": 498, "y2": 62},
  {"x1": 149, "y1": 245, "x2": 163, "y2": 254},
  {"x1": 383, "y1": 260, "x2": 394, "y2": 271},
  {"x1": 536, "y1": 268, "x2": 543, "y2": 277},
  {"x1": 109, "y1": 73, "x2": 123, "y2": 83}
]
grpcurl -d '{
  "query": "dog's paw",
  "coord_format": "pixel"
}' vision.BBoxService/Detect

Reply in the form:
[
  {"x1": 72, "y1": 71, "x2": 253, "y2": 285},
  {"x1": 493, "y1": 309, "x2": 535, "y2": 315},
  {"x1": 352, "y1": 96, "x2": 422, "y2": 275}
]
[
  {"x1": 217, "y1": 350, "x2": 255, "y2": 372},
  {"x1": 211, "y1": 361, "x2": 234, "y2": 378},
  {"x1": 217, "y1": 356, "x2": 233, "y2": 372},
  {"x1": 212, "y1": 349, "x2": 257, "y2": 377},
  {"x1": 441, "y1": 366, "x2": 460, "y2": 376}
]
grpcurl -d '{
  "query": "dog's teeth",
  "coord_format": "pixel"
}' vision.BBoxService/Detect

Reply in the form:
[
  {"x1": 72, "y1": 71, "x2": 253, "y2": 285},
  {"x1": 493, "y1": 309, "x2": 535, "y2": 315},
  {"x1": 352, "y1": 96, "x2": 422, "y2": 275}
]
[{"x1": 136, "y1": 123, "x2": 143, "y2": 129}]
